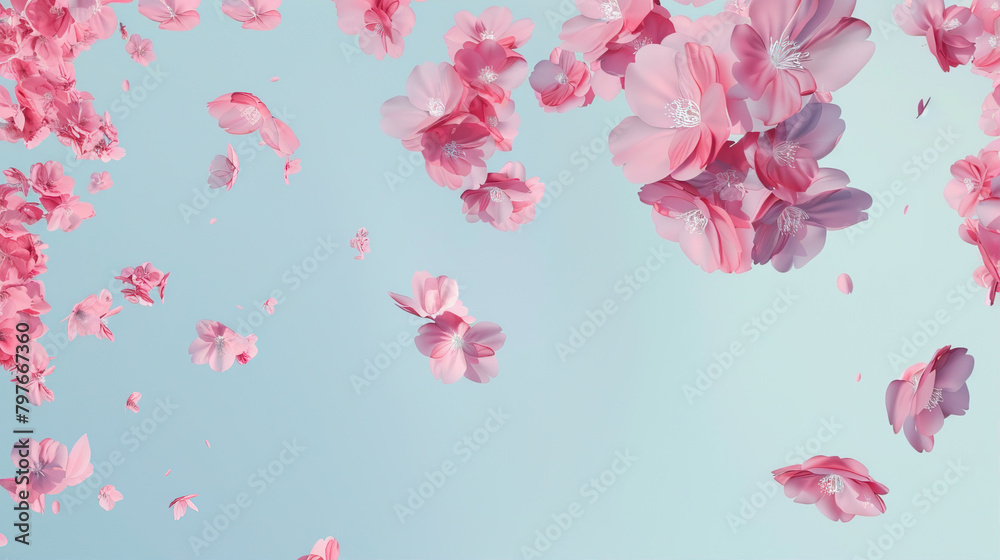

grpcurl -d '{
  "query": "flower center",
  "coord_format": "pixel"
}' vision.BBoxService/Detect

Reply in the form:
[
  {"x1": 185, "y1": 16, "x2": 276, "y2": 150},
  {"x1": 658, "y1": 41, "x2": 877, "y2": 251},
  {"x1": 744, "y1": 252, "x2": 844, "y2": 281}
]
[
  {"x1": 480, "y1": 30, "x2": 495, "y2": 40},
  {"x1": 769, "y1": 37, "x2": 810, "y2": 71},
  {"x1": 925, "y1": 388, "x2": 944, "y2": 410},
  {"x1": 555, "y1": 72, "x2": 569, "y2": 85},
  {"x1": 239, "y1": 106, "x2": 261, "y2": 125},
  {"x1": 818, "y1": 474, "x2": 845, "y2": 494},
  {"x1": 450, "y1": 333, "x2": 464, "y2": 349},
  {"x1": 990, "y1": 35, "x2": 1000, "y2": 48},
  {"x1": 372, "y1": 22, "x2": 384, "y2": 35},
  {"x1": 486, "y1": 116, "x2": 499, "y2": 127},
  {"x1": 677, "y1": 209, "x2": 708, "y2": 235},
  {"x1": 631, "y1": 37, "x2": 653, "y2": 53},
  {"x1": 964, "y1": 178, "x2": 978, "y2": 193},
  {"x1": 665, "y1": 99, "x2": 701, "y2": 128},
  {"x1": 778, "y1": 206, "x2": 809, "y2": 234},
  {"x1": 489, "y1": 187, "x2": 504, "y2": 202},
  {"x1": 599, "y1": 0, "x2": 622, "y2": 22},
  {"x1": 427, "y1": 97, "x2": 445, "y2": 117},
  {"x1": 773, "y1": 141, "x2": 800, "y2": 167},
  {"x1": 714, "y1": 170, "x2": 746, "y2": 201},
  {"x1": 214, "y1": 335, "x2": 227, "y2": 352},
  {"x1": 442, "y1": 141, "x2": 464, "y2": 158},
  {"x1": 942, "y1": 18, "x2": 961, "y2": 31},
  {"x1": 478, "y1": 66, "x2": 499, "y2": 84}
]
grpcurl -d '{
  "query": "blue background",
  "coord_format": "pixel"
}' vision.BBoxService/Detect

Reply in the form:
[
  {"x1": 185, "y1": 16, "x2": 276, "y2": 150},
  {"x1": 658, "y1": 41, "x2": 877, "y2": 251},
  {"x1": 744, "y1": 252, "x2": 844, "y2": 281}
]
[{"x1": 1, "y1": 1, "x2": 997, "y2": 559}]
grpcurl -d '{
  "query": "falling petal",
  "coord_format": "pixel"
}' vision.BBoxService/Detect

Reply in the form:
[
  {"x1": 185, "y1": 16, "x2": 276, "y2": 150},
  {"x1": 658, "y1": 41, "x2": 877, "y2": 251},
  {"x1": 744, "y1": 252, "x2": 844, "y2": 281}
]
[
  {"x1": 270, "y1": 76, "x2": 279, "y2": 82},
  {"x1": 236, "y1": 305, "x2": 243, "y2": 309},
  {"x1": 205, "y1": 440, "x2": 211, "y2": 448},
  {"x1": 126, "y1": 392, "x2": 141, "y2": 413},
  {"x1": 122, "y1": 79, "x2": 130, "y2": 92},
  {"x1": 837, "y1": 273, "x2": 854, "y2": 295},
  {"x1": 209, "y1": 218, "x2": 217, "y2": 224},
  {"x1": 904, "y1": 205, "x2": 909, "y2": 215},
  {"x1": 51, "y1": 502, "x2": 60, "y2": 515},
  {"x1": 917, "y1": 97, "x2": 930, "y2": 118},
  {"x1": 262, "y1": 298, "x2": 277, "y2": 314},
  {"x1": 855, "y1": 373, "x2": 861, "y2": 382},
  {"x1": 0, "y1": 533, "x2": 7, "y2": 545},
  {"x1": 164, "y1": 469, "x2": 171, "y2": 476}
]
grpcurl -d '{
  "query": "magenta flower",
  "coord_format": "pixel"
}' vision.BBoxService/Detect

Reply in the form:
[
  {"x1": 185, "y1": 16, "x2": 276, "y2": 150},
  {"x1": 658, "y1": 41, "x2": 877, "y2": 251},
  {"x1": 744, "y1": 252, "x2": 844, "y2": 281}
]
[
  {"x1": 298, "y1": 537, "x2": 340, "y2": 560},
  {"x1": 773, "y1": 455, "x2": 888, "y2": 522},
  {"x1": 188, "y1": 320, "x2": 251, "y2": 372},
  {"x1": 414, "y1": 312, "x2": 506, "y2": 384},
  {"x1": 886, "y1": 345, "x2": 973, "y2": 452},
  {"x1": 453, "y1": 39, "x2": 528, "y2": 105}
]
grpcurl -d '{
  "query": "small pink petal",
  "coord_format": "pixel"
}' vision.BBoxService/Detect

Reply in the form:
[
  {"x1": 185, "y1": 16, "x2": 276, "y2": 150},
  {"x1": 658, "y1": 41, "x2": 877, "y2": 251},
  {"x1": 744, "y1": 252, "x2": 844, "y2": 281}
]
[
  {"x1": 904, "y1": 205, "x2": 909, "y2": 215},
  {"x1": 122, "y1": 79, "x2": 130, "y2": 91},
  {"x1": 270, "y1": 76, "x2": 279, "y2": 82},
  {"x1": 51, "y1": 501, "x2": 60, "y2": 515},
  {"x1": 917, "y1": 97, "x2": 930, "y2": 118},
  {"x1": 855, "y1": 373, "x2": 862, "y2": 382},
  {"x1": 164, "y1": 469, "x2": 171, "y2": 476},
  {"x1": 837, "y1": 273, "x2": 854, "y2": 295},
  {"x1": 0, "y1": 533, "x2": 7, "y2": 545},
  {"x1": 205, "y1": 440, "x2": 211, "y2": 448},
  {"x1": 258, "y1": 141, "x2": 265, "y2": 146},
  {"x1": 209, "y1": 218, "x2": 217, "y2": 224},
  {"x1": 236, "y1": 305, "x2": 243, "y2": 309}
]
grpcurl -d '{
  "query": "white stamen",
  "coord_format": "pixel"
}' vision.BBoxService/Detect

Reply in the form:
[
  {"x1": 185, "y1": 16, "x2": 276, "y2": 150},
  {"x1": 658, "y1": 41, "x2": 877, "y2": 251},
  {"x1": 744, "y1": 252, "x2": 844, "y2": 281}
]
[
  {"x1": 665, "y1": 99, "x2": 701, "y2": 128},
  {"x1": 769, "y1": 37, "x2": 811, "y2": 71}
]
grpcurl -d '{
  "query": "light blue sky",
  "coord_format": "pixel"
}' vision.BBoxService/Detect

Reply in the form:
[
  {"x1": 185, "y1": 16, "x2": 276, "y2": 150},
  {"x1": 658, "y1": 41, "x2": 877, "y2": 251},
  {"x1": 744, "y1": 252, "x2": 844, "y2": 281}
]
[{"x1": 1, "y1": 1, "x2": 996, "y2": 559}]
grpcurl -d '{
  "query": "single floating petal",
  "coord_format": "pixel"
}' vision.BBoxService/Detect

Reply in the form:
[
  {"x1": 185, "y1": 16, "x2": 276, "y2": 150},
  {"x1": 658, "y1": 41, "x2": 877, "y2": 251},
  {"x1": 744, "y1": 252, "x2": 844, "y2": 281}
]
[
  {"x1": 122, "y1": 79, "x2": 130, "y2": 92},
  {"x1": 164, "y1": 469, "x2": 171, "y2": 476},
  {"x1": 837, "y1": 273, "x2": 854, "y2": 295},
  {"x1": 855, "y1": 373, "x2": 861, "y2": 382}
]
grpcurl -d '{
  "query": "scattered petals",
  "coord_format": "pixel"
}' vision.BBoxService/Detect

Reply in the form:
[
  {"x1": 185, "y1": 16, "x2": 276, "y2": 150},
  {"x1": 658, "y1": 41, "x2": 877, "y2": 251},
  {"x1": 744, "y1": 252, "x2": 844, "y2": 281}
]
[{"x1": 856, "y1": 373, "x2": 862, "y2": 382}]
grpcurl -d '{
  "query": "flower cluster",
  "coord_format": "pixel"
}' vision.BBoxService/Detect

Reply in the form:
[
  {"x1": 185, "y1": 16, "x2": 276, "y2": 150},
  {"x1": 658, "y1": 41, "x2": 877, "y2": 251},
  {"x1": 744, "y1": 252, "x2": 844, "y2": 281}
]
[{"x1": 115, "y1": 262, "x2": 170, "y2": 306}]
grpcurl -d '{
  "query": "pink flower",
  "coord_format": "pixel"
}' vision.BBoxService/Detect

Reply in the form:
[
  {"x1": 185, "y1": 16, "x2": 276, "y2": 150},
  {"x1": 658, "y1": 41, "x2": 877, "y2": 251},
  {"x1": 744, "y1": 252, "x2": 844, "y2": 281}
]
[
  {"x1": 751, "y1": 169, "x2": 872, "y2": 272},
  {"x1": 40, "y1": 195, "x2": 95, "y2": 232},
  {"x1": 895, "y1": 0, "x2": 983, "y2": 71},
  {"x1": 138, "y1": 0, "x2": 201, "y2": 30},
  {"x1": 731, "y1": 0, "x2": 875, "y2": 125},
  {"x1": 333, "y1": 0, "x2": 414, "y2": 60},
  {"x1": 752, "y1": 102, "x2": 846, "y2": 200},
  {"x1": 126, "y1": 34, "x2": 156, "y2": 66},
  {"x1": 236, "y1": 334, "x2": 258, "y2": 365},
  {"x1": 283, "y1": 157, "x2": 300, "y2": 185},
  {"x1": 454, "y1": 40, "x2": 528, "y2": 105},
  {"x1": 298, "y1": 537, "x2": 340, "y2": 560},
  {"x1": 116, "y1": 263, "x2": 169, "y2": 305},
  {"x1": 379, "y1": 62, "x2": 468, "y2": 142},
  {"x1": 222, "y1": 0, "x2": 280, "y2": 30},
  {"x1": 946, "y1": 151, "x2": 999, "y2": 217},
  {"x1": 98, "y1": 485, "x2": 123, "y2": 511},
  {"x1": 188, "y1": 320, "x2": 251, "y2": 372},
  {"x1": 420, "y1": 119, "x2": 492, "y2": 189},
  {"x1": 87, "y1": 171, "x2": 112, "y2": 194},
  {"x1": 389, "y1": 272, "x2": 471, "y2": 320},
  {"x1": 444, "y1": 7, "x2": 534, "y2": 59},
  {"x1": 208, "y1": 144, "x2": 240, "y2": 190},
  {"x1": 529, "y1": 48, "x2": 594, "y2": 113},
  {"x1": 959, "y1": 219, "x2": 1000, "y2": 305},
  {"x1": 460, "y1": 161, "x2": 544, "y2": 231},
  {"x1": 15, "y1": 344, "x2": 54, "y2": 407},
  {"x1": 414, "y1": 312, "x2": 505, "y2": 384},
  {"x1": 593, "y1": 5, "x2": 675, "y2": 100},
  {"x1": 349, "y1": 228, "x2": 370, "y2": 260},
  {"x1": 980, "y1": 83, "x2": 1000, "y2": 136},
  {"x1": 886, "y1": 346, "x2": 973, "y2": 452},
  {"x1": 0, "y1": 435, "x2": 92, "y2": 513},
  {"x1": 62, "y1": 290, "x2": 119, "y2": 340},
  {"x1": 558, "y1": 0, "x2": 656, "y2": 63},
  {"x1": 611, "y1": 42, "x2": 732, "y2": 183},
  {"x1": 29, "y1": 162, "x2": 74, "y2": 197},
  {"x1": 638, "y1": 179, "x2": 753, "y2": 274},
  {"x1": 207, "y1": 92, "x2": 273, "y2": 135},
  {"x1": 126, "y1": 392, "x2": 141, "y2": 413},
  {"x1": 168, "y1": 494, "x2": 198, "y2": 520},
  {"x1": 772, "y1": 455, "x2": 888, "y2": 522},
  {"x1": 262, "y1": 298, "x2": 276, "y2": 314}
]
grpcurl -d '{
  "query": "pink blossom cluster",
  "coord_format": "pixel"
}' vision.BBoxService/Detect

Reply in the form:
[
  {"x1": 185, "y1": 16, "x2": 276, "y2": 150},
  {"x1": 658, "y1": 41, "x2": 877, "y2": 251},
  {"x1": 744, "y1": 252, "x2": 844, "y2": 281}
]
[
  {"x1": 187, "y1": 319, "x2": 258, "y2": 372},
  {"x1": 389, "y1": 271, "x2": 505, "y2": 384},
  {"x1": 330, "y1": 0, "x2": 426, "y2": 60},
  {"x1": 0, "y1": 2, "x2": 126, "y2": 160},
  {"x1": 380, "y1": 8, "x2": 549, "y2": 230},
  {"x1": 532, "y1": 0, "x2": 877, "y2": 273},
  {"x1": 895, "y1": 0, "x2": 1000, "y2": 305},
  {"x1": 0, "y1": 435, "x2": 94, "y2": 514},
  {"x1": 115, "y1": 261, "x2": 170, "y2": 306}
]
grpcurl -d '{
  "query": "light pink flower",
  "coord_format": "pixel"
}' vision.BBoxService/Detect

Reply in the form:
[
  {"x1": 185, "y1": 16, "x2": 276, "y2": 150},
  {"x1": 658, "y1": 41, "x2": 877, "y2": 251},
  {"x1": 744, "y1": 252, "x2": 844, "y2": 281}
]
[
  {"x1": 420, "y1": 119, "x2": 491, "y2": 189},
  {"x1": 444, "y1": 7, "x2": 534, "y2": 59},
  {"x1": 116, "y1": 263, "x2": 169, "y2": 305},
  {"x1": 732, "y1": 0, "x2": 875, "y2": 125},
  {"x1": 454, "y1": 40, "x2": 528, "y2": 105},
  {"x1": 753, "y1": 102, "x2": 846, "y2": 200},
  {"x1": 29, "y1": 162, "x2": 74, "y2": 197},
  {"x1": 980, "y1": 84, "x2": 1000, "y2": 136},
  {"x1": 188, "y1": 320, "x2": 251, "y2": 372},
  {"x1": 126, "y1": 34, "x2": 156, "y2": 66},
  {"x1": 236, "y1": 334, "x2": 258, "y2": 365},
  {"x1": 592, "y1": 5, "x2": 675, "y2": 100},
  {"x1": 98, "y1": 485, "x2": 123, "y2": 511},
  {"x1": 349, "y1": 228, "x2": 370, "y2": 260},
  {"x1": 945, "y1": 150, "x2": 999, "y2": 217},
  {"x1": 126, "y1": 392, "x2": 141, "y2": 412},
  {"x1": 88, "y1": 171, "x2": 112, "y2": 194},
  {"x1": 886, "y1": 345, "x2": 972, "y2": 452},
  {"x1": 262, "y1": 298, "x2": 276, "y2": 314},
  {"x1": 558, "y1": 0, "x2": 657, "y2": 63},
  {"x1": 333, "y1": 0, "x2": 415, "y2": 60},
  {"x1": 62, "y1": 290, "x2": 118, "y2": 340},
  {"x1": 611, "y1": 42, "x2": 732, "y2": 183},
  {"x1": 460, "y1": 161, "x2": 544, "y2": 231},
  {"x1": 138, "y1": 0, "x2": 201, "y2": 30},
  {"x1": 414, "y1": 312, "x2": 505, "y2": 384},
  {"x1": 388, "y1": 271, "x2": 471, "y2": 320},
  {"x1": 298, "y1": 537, "x2": 340, "y2": 560},
  {"x1": 283, "y1": 157, "x2": 300, "y2": 185},
  {"x1": 894, "y1": 0, "x2": 983, "y2": 71},
  {"x1": 529, "y1": 48, "x2": 594, "y2": 113},
  {"x1": 208, "y1": 144, "x2": 240, "y2": 190},
  {"x1": 959, "y1": 219, "x2": 1000, "y2": 305},
  {"x1": 379, "y1": 62, "x2": 468, "y2": 142},
  {"x1": 772, "y1": 455, "x2": 888, "y2": 522},
  {"x1": 168, "y1": 494, "x2": 198, "y2": 520},
  {"x1": 222, "y1": 0, "x2": 280, "y2": 30},
  {"x1": 207, "y1": 92, "x2": 273, "y2": 135},
  {"x1": 40, "y1": 195, "x2": 95, "y2": 232}
]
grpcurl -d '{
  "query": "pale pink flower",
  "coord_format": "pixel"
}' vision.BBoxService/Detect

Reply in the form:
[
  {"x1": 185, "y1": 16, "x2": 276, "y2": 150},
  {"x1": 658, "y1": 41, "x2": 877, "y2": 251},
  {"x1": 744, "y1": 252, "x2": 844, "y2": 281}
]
[
  {"x1": 349, "y1": 228, "x2": 370, "y2": 260},
  {"x1": 88, "y1": 171, "x2": 112, "y2": 194},
  {"x1": 945, "y1": 151, "x2": 999, "y2": 217},
  {"x1": 126, "y1": 34, "x2": 156, "y2": 66},
  {"x1": 558, "y1": 0, "x2": 657, "y2": 63},
  {"x1": 262, "y1": 298, "x2": 276, "y2": 315},
  {"x1": 444, "y1": 7, "x2": 534, "y2": 59},
  {"x1": 208, "y1": 144, "x2": 240, "y2": 190},
  {"x1": 138, "y1": 0, "x2": 202, "y2": 31},
  {"x1": 126, "y1": 392, "x2": 141, "y2": 413},
  {"x1": 379, "y1": 62, "x2": 468, "y2": 142},
  {"x1": 62, "y1": 290, "x2": 118, "y2": 340},
  {"x1": 222, "y1": 0, "x2": 280, "y2": 30},
  {"x1": 460, "y1": 161, "x2": 544, "y2": 231},
  {"x1": 98, "y1": 485, "x2": 123, "y2": 511},
  {"x1": 41, "y1": 195, "x2": 95, "y2": 232},
  {"x1": 168, "y1": 494, "x2": 198, "y2": 520},
  {"x1": 388, "y1": 271, "x2": 471, "y2": 320},
  {"x1": 188, "y1": 320, "x2": 251, "y2": 372},
  {"x1": 333, "y1": 0, "x2": 414, "y2": 60},
  {"x1": 414, "y1": 312, "x2": 506, "y2": 384},
  {"x1": 529, "y1": 48, "x2": 594, "y2": 113},
  {"x1": 207, "y1": 92, "x2": 272, "y2": 135},
  {"x1": 772, "y1": 455, "x2": 888, "y2": 522},
  {"x1": 894, "y1": 0, "x2": 983, "y2": 71},
  {"x1": 299, "y1": 537, "x2": 340, "y2": 560}
]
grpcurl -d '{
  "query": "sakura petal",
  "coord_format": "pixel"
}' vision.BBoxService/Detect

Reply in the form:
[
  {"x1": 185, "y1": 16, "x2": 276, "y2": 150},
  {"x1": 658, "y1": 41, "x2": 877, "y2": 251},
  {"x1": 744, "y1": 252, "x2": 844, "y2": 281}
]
[
  {"x1": 0, "y1": 533, "x2": 7, "y2": 545},
  {"x1": 236, "y1": 305, "x2": 243, "y2": 309},
  {"x1": 122, "y1": 80, "x2": 130, "y2": 92},
  {"x1": 855, "y1": 373, "x2": 861, "y2": 382},
  {"x1": 205, "y1": 440, "x2": 211, "y2": 448},
  {"x1": 164, "y1": 469, "x2": 171, "y2": 476},
  {"x1": 270, "y1": 76, "x2": 279, "y2": 82},
  {"x1": 51, "y1": 501, "x2": 60, "y2": 514},
  {"x1": 209, "y1": 218, "x2": 217, "y2": 224},
  {"x1": 917, "y1": 97, "x2": 930, "y2": 118},
  {"x1": 837, "y1": 273, "x2": 854, "y2": 295},
  {"x1": 904, "y1": 205, "x2": 909, "y2": 215}
]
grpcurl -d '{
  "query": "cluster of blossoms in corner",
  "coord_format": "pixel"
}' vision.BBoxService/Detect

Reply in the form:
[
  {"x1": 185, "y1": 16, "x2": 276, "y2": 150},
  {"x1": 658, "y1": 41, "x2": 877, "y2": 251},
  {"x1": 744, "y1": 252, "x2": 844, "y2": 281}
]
[
  {"x1": 526, "y1": 0, "x2": 876, "y2": 273},
  {"x1": 895, "y1": 0, "x2": 1000, "y2": 305},
  {"x1": 389, "y1": 271, "x2": 505, "y2": 384},
  {"x1": 379, "y1": 8, "x2": 548, "y2": 231}
]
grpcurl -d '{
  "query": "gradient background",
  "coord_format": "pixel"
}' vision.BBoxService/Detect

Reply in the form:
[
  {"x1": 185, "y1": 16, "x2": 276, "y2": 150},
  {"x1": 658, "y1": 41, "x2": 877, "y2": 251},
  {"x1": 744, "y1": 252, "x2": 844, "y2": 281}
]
[{"x1": 1, "y1": 1, "x2": 997, "y2": 559}]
